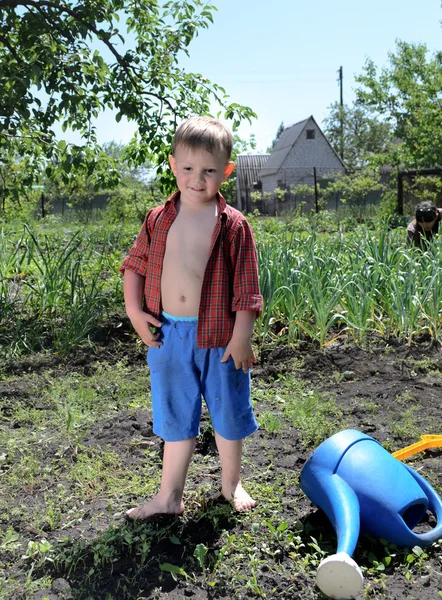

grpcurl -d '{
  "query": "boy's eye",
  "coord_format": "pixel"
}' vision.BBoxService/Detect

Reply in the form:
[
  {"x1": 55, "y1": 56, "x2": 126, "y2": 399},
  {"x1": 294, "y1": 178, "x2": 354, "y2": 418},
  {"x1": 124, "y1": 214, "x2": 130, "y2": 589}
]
[
  {"x1": 206, "y1": 169, "x2": 215, "y2": 173},
  {"x1": 183, "y1": 167, "x2": 192, "y2": 171}
]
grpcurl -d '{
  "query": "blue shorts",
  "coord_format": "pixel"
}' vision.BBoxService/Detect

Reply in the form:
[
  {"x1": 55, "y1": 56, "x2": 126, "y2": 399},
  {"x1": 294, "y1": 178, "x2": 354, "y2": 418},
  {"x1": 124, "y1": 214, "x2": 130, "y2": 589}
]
[{"x1": 147, "y1": 312, "x2": 258, "y2": 442}]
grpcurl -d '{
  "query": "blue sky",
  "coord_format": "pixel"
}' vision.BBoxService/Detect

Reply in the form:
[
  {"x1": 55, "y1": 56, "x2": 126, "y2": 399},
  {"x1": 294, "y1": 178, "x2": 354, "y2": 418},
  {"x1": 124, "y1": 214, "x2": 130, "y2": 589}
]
[{"x1": 56, "y1": 0, "x2": 442, "y2": 153}]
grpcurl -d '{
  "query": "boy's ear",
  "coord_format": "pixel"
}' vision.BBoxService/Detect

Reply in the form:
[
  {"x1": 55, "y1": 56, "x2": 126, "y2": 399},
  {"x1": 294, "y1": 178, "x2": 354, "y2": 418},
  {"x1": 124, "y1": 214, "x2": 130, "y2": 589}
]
[
  {"x1": 169, "y1": 155, "x2": 177, "y2": 174},
  {"x1": 223, "y1": 161, "x2": 235, "y2": 180}
]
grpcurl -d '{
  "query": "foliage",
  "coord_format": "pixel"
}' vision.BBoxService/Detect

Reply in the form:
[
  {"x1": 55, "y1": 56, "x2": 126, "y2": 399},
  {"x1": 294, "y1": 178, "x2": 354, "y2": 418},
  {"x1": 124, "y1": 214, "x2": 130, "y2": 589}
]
[
  {"x1": 408, "y1": 175, "x2": 442, "y2": 206},
  {"x1": 42, "y1": 140, "x2": 161, "y2": 220},
  {"x1": 323, "y1": 170, "x2": 385, "y2": 207},
  {"x1": 355, "y1": 40, "x2": 442, "y2": 168},
  {"x1": 102, "y1": 141, "x2": 154, "y2": 187},
  {"x1": 323, "y1": 102, "x2": 393, "y2": 169},
  {"x1": 0, "y1": 152, "x2": 41, "y2": 221},
  {"x1": 0, "y1": 0, "x2": 256, "y2": 206},
  {"x1": 289, "y1": 183, "x2": 317, "y2": 211},
  {"x1": 0, "y1": 223, "x2": 127, "y2": 356},
  {"x1": 105, "y1": 182, "x2": 165, "y2": 224},
  {"x1": 4, "y1": 211, "x2": 442, "y2": 358}
]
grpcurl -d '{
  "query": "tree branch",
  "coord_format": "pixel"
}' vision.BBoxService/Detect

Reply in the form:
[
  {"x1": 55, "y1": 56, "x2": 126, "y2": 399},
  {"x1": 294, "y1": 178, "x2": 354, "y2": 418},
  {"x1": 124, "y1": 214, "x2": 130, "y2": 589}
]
[
  {"x1": 0, "y1": 34, "x2": 20, "y2": 61},
  {"x1": 1, "y1": 0, "x2": 176, "y2": 113}
]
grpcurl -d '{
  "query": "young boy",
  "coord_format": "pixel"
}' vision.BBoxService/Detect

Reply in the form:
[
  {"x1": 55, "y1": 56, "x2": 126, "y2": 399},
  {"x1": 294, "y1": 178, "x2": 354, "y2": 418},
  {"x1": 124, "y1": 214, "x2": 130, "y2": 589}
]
[{"x1": 120, "y1": 116, "x2": 263, "y2": 518}]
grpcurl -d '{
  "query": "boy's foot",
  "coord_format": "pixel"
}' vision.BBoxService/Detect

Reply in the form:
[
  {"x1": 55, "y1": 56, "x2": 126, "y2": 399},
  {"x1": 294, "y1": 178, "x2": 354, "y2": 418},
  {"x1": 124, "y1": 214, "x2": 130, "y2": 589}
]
[
  {"x1": 222, "y1": 482, "x2": 256, "y2": 512},
  {"x1": 126, "y1": 495, "x2": 185, "y2": 520}
]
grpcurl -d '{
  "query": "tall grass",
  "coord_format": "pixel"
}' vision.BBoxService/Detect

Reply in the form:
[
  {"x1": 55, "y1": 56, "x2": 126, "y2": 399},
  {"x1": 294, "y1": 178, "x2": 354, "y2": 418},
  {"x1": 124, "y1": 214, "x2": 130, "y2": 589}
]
[
  {"x1": 0, "y1": 228, "x2": 27, "y2": 328},
  {"x1": 0, "y1": 224, "x2": 123, "y2": 356},
  {"x1": 2, "y1": 215, "x2": 442, "y2": 357}
]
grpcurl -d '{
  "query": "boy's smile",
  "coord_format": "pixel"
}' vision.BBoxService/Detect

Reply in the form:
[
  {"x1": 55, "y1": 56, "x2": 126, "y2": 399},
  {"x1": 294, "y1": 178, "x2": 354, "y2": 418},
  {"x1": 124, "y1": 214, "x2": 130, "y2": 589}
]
[{"x1": 169, "y1": 145, "x2": 234, "y2": 206}]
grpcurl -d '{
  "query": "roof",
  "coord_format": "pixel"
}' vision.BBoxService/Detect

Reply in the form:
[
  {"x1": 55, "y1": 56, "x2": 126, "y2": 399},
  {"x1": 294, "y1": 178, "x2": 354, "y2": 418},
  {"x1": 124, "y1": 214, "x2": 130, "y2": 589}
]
[
  {"x1": 261, "y1": 115, "x2": 345, "y2": 176},
  {"x1": 236, "y1": 154, "x2": 270, "y2": 189},
  {"x1": 261, "y1": 117, "x2": 311, "y2": 176}
]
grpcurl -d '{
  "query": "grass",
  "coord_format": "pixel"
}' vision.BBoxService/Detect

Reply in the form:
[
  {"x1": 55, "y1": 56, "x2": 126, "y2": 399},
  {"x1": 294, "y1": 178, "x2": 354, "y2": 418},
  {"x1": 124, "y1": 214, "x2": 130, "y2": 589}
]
[
  {"x1": 3, "y1": 353, "x2": 441, "y2": 600},
  {"x1": 0, "y1": 359, "x2": 333, "y2": 599}
]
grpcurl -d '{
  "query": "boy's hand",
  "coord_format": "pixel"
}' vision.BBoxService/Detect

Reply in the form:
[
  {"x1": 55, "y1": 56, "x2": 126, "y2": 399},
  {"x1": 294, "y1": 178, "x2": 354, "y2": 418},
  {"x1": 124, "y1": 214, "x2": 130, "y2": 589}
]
[
  {"x1": 127, "y1": 308, "x2": 162, "y2": 348},
  {"x1": 221, "y1": 337, "x2": 256, "y2": 373}
]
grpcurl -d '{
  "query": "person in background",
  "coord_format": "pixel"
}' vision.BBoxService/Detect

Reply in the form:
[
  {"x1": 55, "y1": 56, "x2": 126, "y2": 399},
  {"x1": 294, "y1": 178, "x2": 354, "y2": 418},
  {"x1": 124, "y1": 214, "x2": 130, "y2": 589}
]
[
  {"x1": 120, "y1": 116, "x2": 263, "y2": 519},
  {"x1": 406, "y1": 201, "x2": 442, "y2": 249}
]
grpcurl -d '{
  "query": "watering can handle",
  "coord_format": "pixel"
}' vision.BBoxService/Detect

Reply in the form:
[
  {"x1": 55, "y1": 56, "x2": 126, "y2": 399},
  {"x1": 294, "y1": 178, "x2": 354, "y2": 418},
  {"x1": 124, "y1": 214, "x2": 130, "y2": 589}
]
[{"x1": 405, "y1": 465, "x2": 442, "y2": 543}]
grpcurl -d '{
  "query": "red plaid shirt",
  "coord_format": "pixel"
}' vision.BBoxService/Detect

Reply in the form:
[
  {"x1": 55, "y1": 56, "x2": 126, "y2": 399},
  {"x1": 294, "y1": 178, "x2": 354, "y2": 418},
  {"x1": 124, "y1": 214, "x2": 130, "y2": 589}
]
[{"x1": 120, "y1": 191, "x2": 263, "y2": 348}]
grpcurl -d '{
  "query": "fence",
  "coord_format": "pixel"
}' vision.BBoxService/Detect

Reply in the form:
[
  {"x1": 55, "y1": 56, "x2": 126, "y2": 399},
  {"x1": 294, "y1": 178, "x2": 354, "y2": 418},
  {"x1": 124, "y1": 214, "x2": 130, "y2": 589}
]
[{"x1": 237, "y1": 166, "x2": 393, "y2": 216}]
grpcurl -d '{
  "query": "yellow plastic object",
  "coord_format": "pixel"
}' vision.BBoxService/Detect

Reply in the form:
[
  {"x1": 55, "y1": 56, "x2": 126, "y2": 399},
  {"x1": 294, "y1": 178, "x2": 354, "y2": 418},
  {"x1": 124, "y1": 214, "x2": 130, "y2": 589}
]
[{"x1": 392, "y1": 435, "x2": 442, "y2": 461}]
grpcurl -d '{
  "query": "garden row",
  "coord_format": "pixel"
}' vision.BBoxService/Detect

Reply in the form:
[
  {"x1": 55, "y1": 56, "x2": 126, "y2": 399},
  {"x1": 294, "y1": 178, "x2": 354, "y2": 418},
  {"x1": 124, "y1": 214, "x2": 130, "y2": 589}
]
[{"x1": 1, "y1": 214, "x2": 440, "y2": 358}]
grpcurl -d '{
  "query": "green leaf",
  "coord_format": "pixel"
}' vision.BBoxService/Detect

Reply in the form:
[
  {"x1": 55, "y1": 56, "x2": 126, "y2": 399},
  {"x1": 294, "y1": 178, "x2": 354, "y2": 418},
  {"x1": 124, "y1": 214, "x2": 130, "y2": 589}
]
[{"x1": 169, "y1": 535, "x2": 180, "y2": 545}]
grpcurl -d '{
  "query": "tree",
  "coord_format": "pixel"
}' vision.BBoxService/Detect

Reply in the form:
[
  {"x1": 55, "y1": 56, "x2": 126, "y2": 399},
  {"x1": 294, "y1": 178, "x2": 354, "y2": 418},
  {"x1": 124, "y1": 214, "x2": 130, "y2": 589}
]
[
  {"x1": 42, "y1": 140, "x2": 161, "y2": 220},
  {"x1": 267, "y1": 121, "x2": 284, "y2": 152},
  {"x1": 323, "y1": 102, "x2": 393, "y2": 170},
  {"x1": 355, "y1": 40, "x2": 442, "y2": 168},
  {"x1": 102, "y1": 141, "x2": 153, "y2": 186},
  {"x1": 323, "y1": 170, "x2": 384, "y2": 208},
  {"x1": 0, "y1": 1, "x2": 256, "y2": 197}
]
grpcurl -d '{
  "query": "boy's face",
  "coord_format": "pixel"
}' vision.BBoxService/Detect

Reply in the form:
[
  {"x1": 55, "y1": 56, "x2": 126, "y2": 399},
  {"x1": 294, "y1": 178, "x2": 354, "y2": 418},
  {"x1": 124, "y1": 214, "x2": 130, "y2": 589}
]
[{"x1": 169, "y1": 144, "x2": 234, "y2": 205}]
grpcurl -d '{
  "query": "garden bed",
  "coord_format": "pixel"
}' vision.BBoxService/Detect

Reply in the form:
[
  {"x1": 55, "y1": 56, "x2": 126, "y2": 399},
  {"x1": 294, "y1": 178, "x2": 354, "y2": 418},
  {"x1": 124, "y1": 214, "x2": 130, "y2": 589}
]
[{"x1": 1, "y1": 329, "x2": 441, "y2": 600}]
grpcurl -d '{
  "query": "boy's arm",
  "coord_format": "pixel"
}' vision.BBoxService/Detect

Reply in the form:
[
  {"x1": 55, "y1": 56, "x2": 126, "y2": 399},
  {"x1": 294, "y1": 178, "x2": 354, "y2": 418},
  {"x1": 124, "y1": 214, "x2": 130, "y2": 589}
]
[
  {"x1": 123, "y1": 269, "x2": 162, "y2": 348},
  {"x1": 221, "y1": 310, "x2": 256, "y2": 373},
  {"x1": 120, "y1": 206, "x2": 164, "y2": 347}
]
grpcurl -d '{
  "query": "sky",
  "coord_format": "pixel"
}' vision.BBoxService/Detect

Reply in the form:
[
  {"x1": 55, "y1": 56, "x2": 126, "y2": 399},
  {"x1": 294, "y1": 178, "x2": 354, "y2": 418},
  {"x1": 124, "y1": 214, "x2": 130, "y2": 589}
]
[{"x1": 55, "y1": 0, "x2": 442, "y2": 153}]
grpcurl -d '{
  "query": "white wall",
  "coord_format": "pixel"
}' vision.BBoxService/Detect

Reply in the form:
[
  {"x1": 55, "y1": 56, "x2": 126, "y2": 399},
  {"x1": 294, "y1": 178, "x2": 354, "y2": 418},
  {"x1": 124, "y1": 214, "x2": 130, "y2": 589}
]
[{"x1": 261, "y1": 120, "x2": 344, "y2": 193}]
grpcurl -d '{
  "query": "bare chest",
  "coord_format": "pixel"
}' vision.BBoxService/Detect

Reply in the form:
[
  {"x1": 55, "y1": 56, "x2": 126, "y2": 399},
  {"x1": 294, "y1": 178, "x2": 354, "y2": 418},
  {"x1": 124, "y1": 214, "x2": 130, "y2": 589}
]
[{"x1": 164, "y1": 213, "x2": 218, "y2": 275}]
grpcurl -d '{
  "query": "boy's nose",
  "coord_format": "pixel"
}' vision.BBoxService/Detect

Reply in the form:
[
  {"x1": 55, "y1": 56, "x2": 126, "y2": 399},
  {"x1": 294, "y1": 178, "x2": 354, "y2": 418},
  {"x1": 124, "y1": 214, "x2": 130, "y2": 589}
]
[{"x1": 194, "y1": 172, "x2": 206, "y2": 183}]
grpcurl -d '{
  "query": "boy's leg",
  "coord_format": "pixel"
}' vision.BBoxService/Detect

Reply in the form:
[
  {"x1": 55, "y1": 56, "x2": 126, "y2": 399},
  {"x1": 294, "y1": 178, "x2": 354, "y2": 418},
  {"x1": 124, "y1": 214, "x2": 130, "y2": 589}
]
[
  {"x1": 126, "y1": 437, "x2": 196, "y2": 519},
  {"x1": 128, "y1": 317, "x2": 202, "y2": 520},
  {"x1": 200, "y1": 348, "x2": 258, "y2": 512},
  {"x1": 215, "y1": 432, "x2": 256, "y2": 512}
]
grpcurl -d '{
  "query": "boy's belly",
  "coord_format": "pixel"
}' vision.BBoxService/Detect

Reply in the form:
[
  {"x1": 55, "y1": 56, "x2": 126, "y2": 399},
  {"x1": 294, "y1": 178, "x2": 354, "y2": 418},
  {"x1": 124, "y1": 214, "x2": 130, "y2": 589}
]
[{"x1": 161, "y1": 263, "x2": 204, "y2": 317}]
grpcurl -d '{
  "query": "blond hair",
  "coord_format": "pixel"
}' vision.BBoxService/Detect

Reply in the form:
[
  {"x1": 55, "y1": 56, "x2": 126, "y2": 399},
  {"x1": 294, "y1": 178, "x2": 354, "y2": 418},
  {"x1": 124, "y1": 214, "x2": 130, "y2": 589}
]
[{"x1": 171, "y1": 116, "x2": 233, "y2": 159}]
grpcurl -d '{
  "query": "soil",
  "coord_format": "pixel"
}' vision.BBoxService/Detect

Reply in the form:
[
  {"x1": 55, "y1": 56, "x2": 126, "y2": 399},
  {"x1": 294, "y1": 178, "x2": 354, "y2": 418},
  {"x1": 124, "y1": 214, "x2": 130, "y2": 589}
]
[{"x1": 2, "y1": 332, "x2": 442, "y2": 600}]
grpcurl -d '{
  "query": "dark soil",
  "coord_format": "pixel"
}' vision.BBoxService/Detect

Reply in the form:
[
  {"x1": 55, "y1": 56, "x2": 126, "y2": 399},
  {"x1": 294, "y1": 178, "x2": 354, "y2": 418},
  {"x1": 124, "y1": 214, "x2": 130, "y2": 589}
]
[{"x1": 2, "y1": 333, "x2": 442, "y2": 600}]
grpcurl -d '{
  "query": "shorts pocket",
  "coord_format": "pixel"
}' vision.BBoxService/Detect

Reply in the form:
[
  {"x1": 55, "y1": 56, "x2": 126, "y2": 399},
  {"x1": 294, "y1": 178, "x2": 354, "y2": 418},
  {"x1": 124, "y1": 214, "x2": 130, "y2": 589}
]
[{"x1": 147, "y1": 343, "x2": 170, "y2": 372}]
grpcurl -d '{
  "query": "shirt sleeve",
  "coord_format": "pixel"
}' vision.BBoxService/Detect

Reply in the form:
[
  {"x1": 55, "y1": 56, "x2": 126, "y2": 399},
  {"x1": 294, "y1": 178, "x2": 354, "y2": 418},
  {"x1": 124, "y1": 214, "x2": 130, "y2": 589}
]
[
  {"x1": 119, "y1": 208, "x2": 156, "y2": 276},
  {"x1": 229, "y1": 219, "x2": 263, "y2": 317}
]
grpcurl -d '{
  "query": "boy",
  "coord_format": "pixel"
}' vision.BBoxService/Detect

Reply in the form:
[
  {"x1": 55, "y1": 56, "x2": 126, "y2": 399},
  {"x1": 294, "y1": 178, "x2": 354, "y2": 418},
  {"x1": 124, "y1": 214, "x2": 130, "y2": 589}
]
[
  {"x1": 120, "y1": 116, "x2": 263, "y2": 518},
  {"x1": 407, "y1": 201, "x2": 442, "y2": 249}
]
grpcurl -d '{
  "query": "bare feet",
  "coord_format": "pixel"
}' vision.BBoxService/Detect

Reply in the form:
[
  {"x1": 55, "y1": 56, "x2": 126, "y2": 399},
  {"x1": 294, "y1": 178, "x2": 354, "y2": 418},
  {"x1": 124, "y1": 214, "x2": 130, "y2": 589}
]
[
  {"x1": 126, "y1": 493, "x2": 185, "y2": 520},
  {"x1": 222, "y1": 482, "x2": 256, "y2": 512}
]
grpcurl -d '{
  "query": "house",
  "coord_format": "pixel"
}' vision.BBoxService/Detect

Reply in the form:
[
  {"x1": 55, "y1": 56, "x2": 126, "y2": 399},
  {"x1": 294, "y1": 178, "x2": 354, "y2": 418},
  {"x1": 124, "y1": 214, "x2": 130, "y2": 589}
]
[
  {"x1": 235, "y1": 153, "x2": 270, "y2": 212},
  {"x1": 259, "y1": 115, "x2": 345, "y2": 193},
  {"x1": 235, "y1": 116, "x2": 346, "y2": 212}
]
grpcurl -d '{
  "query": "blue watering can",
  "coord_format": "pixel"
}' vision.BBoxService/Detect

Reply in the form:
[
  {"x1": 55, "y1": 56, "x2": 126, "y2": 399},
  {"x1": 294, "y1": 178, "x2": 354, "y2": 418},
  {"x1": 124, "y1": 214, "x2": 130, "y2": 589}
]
[{"x1": 300, "y1": 429, "x2": 442, "y2": 599}]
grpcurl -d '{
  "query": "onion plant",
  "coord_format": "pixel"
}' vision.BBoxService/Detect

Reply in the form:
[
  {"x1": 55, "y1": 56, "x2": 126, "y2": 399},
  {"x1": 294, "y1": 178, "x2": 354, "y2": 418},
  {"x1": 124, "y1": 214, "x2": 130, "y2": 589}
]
[{"x1": 256, "y1": 219, "x2": 442, "y2": 347}]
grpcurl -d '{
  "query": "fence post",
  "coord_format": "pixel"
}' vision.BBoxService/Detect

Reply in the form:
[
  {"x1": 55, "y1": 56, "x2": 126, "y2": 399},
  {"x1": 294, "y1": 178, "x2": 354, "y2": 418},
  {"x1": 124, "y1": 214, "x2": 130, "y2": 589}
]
[{"x1": 313, "y1": 167, "x2": 319, "y2": 213}]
